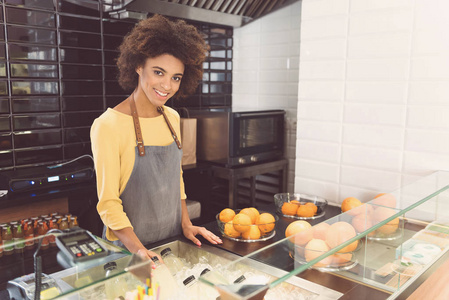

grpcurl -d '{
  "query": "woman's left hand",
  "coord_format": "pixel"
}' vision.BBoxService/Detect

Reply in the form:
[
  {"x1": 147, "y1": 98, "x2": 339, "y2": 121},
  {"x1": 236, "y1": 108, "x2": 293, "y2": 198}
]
[{"x1": 182, "y1": 225, "x2": 222, "y2": 246}]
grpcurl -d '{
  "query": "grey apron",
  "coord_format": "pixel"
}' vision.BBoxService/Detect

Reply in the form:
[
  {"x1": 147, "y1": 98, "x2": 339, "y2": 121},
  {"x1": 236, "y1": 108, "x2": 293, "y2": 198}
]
[{"x1": 103, "y1": 140, "x2": 183, "y2": 249}]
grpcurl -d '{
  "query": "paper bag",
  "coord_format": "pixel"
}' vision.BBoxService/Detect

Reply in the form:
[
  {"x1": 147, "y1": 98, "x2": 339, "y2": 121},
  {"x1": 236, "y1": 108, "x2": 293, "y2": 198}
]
[{"x1": 180, "y1": 117, "x2": 197, "y2": 165}]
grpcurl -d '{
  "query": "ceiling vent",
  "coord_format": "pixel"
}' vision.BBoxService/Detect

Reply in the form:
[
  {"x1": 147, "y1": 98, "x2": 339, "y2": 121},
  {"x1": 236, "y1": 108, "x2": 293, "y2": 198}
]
[{"x1": 104, "y1": 0, "x2": 299, "y2": 27}]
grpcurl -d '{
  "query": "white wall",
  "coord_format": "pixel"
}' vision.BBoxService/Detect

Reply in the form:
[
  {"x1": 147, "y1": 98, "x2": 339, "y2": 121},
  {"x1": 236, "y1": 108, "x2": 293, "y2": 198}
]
[
  {"x1": 233, "y1": 2, "x2": 302, "y2": 192},
  {"x1": 297, "y1": 0, "x2": 449, "y2": 206}
]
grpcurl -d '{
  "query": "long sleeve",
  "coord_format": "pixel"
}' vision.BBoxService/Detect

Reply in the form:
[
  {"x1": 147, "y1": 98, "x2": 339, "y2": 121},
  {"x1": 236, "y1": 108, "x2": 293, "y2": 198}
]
[{"x1": 91, "y1": 116, "x2": 133, "y2": 241}]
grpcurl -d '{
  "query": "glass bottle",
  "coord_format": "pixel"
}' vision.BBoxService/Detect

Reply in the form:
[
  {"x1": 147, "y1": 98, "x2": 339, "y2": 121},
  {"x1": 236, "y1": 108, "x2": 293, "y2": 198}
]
[
  {"x1": 103, "y1": 261, "x2": 128, "y2": 300},
  {"x1": 151, "y1": 256, "x2": 179, "y2": 299},
  {"x1": 200, "y1": 268, "x2": 229, "y2": 285},
  {"x1": 160, "y1": 247, "x2": 185, "y2": 275},
  {"x1": 59, "y1": 217, "x2": 69, "y2": 231},
  {"x1": 199, "y1": 268, "x2": 228, "y2": 299},
  {"x1": 64, "y1": 214, "x2": 72, "y2": 223},
  {"x1": 24, "y1": 221, "x2": 35, "y2": 250},
  {"x1": 183, "y1": 275, "x2": 200, "y2": 299},
  {"x1": 13, "y1": 224, "x2": 25, "y2": 254},
  {"x1": 48, "y1": 219, "x2": 58, "y2": 247},
  {"x1": 32, "y1": 219, "x2": 40, "y2": 237},
  {"x1": 37, "y1": 222, "x2": 49, "y2": 250},
  {"x1": 54, "y1": 215, "x2": 62, "y2": 225},
  {"x1": 1, "y1": 225, "x2": 13, "y2": 255},
  {"x1": 0, "y1": 229, "x2": 3, "y2": 258},
  {"x1": 69, "y1": 215, "x2": 79, "y2": 228}
]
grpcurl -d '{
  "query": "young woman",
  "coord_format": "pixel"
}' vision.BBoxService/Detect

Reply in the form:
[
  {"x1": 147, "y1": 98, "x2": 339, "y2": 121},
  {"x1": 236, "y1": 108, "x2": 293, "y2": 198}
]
[{"x1": 91, "y1": 15, "x2": 222, "y2": 260}]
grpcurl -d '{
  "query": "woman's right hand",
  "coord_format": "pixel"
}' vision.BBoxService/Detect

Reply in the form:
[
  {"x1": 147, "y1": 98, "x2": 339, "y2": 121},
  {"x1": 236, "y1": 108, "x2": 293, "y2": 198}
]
[{"x1": 136, "y1": 248, "x2": 162, "y2": 268}]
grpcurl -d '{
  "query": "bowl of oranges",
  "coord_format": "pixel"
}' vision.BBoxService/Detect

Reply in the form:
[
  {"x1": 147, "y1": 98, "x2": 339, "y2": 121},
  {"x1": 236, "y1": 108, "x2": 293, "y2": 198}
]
[
  {"x1": 217, "y1": 207, "x2": 278, "y2": 242},
  {"x1": 285, "y1": 220, "x2": 360, "y2": 271},
  {"x1": 274, "y1": 193, "x2": 327, "y2": 220}
]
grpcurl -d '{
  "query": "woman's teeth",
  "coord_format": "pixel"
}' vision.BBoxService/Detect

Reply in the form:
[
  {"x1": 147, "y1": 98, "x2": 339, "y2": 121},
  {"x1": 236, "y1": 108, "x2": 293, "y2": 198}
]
[{"x1": 155, "y1": 89, "x2": 168, "y2": 97}]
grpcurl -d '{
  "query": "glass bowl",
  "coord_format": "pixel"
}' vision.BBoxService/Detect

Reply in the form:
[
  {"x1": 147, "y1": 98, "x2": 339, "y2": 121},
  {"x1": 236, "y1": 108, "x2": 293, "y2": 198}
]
[
  {"x1": 216, "y1": 210, "x2": 278, "y2": 243},
  {"x1": 274, "y1": 193, "x2": 327, "y2": 220},
  {"x1": 288, "y1": 238, "x2": 361, "y2": 272}
]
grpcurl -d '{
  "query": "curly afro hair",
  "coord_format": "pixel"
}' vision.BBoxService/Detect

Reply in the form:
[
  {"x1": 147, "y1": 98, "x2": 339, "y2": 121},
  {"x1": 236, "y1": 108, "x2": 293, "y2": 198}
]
[{"x1": 116, "y1": 14, "x2": 209, "y2": 99}]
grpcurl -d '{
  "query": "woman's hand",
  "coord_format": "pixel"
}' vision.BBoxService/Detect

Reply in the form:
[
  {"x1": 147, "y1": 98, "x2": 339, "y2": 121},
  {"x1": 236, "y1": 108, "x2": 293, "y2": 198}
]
[
  {"x1": 136, "y1": 248, "x2": 162, "y2": 269},
  {"x1": 136, "y1": 248, "x2": 161, "y2": 261},
  {"x1": 182, "y1": 224, "x2": 222, "y2": 246}
]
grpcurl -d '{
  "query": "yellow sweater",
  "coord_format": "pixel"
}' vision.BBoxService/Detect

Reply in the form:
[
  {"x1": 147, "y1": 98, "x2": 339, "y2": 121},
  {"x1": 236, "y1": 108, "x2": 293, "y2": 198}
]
[{"x1": 90, "y1": 106, "x2": 186, "y2": 241}]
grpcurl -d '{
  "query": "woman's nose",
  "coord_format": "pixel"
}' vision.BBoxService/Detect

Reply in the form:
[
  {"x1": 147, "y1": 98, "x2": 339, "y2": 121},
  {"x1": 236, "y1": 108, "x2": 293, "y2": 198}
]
[{"x1": 160, "y1": 77, "x2": 171, "y2": 90}]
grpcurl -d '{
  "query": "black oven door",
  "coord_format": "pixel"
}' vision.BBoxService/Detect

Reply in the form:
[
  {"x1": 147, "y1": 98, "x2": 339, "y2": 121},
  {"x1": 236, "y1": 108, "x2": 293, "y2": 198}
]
[{"x1": 230, "y1": 110, "x2": 285, "y2": 164}]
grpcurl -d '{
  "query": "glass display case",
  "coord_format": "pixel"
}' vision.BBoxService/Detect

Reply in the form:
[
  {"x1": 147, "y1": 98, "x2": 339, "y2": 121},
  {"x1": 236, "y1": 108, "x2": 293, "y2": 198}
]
[
  {"x1": 199, "y1": 170, "x2": 449, "y2": 299},
  {"x1": 2, "y1": 170, "x2": 449, "y2": 300}
]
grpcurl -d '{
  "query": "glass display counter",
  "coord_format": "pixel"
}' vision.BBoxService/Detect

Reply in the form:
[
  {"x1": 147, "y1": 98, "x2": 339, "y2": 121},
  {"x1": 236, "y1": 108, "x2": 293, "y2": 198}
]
[
  {"x1": 199, "y1": 170, "x2": 449, "y2": 299},
  {"x1": 2, "y1": 170, "x2": 449, "y2": 300}
]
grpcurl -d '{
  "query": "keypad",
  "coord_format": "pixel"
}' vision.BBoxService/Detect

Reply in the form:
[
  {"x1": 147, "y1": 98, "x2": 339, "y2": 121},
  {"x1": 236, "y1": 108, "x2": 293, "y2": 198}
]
[{"x1": 68, "y1": 240, "x2": 103, "y2": 258}]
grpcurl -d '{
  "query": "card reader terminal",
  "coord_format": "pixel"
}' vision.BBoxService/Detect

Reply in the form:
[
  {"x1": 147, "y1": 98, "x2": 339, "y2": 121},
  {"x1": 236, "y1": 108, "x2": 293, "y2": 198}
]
[{"x1": 55, "y1": 228, "x2": 108, "y2": 263}]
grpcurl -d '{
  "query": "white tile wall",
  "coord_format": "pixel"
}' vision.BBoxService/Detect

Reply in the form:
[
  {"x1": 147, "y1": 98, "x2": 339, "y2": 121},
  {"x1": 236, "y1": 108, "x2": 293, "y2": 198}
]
[
  {"x1": 233, "y1": 0, "x2": 449, "y2": 206},
  {"x1": 297, "y1": 0, "x2": 449, "y2": 206},
  {"x1": 233, "y1": 2, "x2": 302, "y2": 192}
]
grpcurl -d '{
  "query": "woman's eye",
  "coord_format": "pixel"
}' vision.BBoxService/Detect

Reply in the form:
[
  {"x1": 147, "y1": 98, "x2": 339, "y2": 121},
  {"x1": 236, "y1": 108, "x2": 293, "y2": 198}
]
[
  {"x1": 154, "y1": 70, "x2": 163, "y2": 76},
  {"x1": 173, "y1": 76, "x2": 181, "y2": 82}
]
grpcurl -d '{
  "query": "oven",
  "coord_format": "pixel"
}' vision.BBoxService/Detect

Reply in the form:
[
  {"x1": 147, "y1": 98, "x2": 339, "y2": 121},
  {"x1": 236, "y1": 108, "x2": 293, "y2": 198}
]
[{"x1": 187, "y1": 108, "x2": 285, "y2": 167}]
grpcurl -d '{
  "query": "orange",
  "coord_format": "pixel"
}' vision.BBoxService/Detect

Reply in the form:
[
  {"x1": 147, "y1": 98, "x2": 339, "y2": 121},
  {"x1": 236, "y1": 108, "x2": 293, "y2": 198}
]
[
  {"x1": 256, "y1": 213, "x2": 276, "y2": 234},
  {"x1": 240, "y1": 208, "x2": 257, "y2": 224},
  {"x1": 248, "y1": 207, "x2": 260, "y2": 220},
  {"x1": 233, "y1": 213, "x2": 252, "y2": 233},
  {"x1": 285, "y1": 220, "x2": 313, "y2": 246},
  {"x1": 242, "y1": 225, "x2": 261, "y2": 240},
  {"x1": 312, "y1": 222, "x2": 330, "y2": 240},
  {"x1": 281, "y1": 202, "x2": 298, "y2": 216},
  {"x1": 373, "y1": 193, "x2": 397, "y2": 208},
  {"x1": 219, "y1": 208, "x2": 236, "y2": 223},
  {"x1": 373, "y1": 207, "x2": 399, "y2": 235},
  {"x1": 304, "y1": 239, "x2": 332, "y2": 267},
  {"x1": 296, "y1": 205, "x2": 315, "y2": 218},
  {"x1": 224, "y1": 221, "x2": 241, "y2": 238},
  {"x1": 341, "y1": 197, "x2": 362, "y2": 215},
  {"x1": 331, "y1": 252, "x2": 353, "y2": 266},
  {"x1": 325, "y1": 222, "x2": 358, "y2": 253},
  {"x1": 351, "y1": 213, "x2": 373, "y2": 233},
  {"x1": 305, "y1": 202, "x2": 318, "y2": 214}
]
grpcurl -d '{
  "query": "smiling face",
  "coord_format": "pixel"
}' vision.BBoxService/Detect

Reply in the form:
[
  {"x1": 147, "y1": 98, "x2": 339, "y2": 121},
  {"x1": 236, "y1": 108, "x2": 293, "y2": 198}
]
[{"x1": 136, "y1": 54, "x2": 185, "y2": 113}]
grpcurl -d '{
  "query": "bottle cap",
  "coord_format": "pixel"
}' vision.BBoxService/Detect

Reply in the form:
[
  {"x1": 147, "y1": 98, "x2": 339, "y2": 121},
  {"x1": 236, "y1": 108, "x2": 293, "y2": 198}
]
[
  {"x1": 233, "y1": 275, "x2": 246, "y2": 284},
  {"x1": 151, "y1": 256, "x2": 162, "y2": 266},
  {"x1": 200, "y1": 268, "x2": 211, "y2": 276},
  {"x1": 160, "y1": 247, "x2": 172, "y2": 257},
  {"x1": 103, "y1": 261, "x2": 117, "y2": 271},
  {"x1": 183, "y1": 275, "x2": 196, "y2": 286}
]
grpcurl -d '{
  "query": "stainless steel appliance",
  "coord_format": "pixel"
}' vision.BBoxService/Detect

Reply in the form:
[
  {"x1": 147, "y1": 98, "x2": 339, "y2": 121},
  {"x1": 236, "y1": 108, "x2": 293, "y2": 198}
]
[{"x1": 187, "y1": 108, "x2": 285, "y2": 167}]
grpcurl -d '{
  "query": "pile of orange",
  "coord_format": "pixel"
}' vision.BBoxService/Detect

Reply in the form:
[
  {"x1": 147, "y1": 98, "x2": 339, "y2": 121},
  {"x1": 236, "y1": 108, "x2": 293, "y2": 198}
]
[
  {"x1": 285, "y1": 220, "x2": 358, "y2": 267},
  {"x1": 219, "y1": 207, "x2": 276, "y2": 240},
  {"x1": 341, "y1": 193, "x2": 399, "y2": 236},
  {"x1": 281, "y1": 201, "x2": 318, "y2": 218}
]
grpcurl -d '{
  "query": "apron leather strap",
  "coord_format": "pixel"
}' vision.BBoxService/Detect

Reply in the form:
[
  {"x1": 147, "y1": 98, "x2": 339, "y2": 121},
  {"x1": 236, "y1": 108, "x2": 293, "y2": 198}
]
[
  {"x1": 157, "y1": 106, "x2": 182, "y2": 150},
  {"x1": 129, "y1": 93, "x2": 182, "y2": 156},
  {"x1": 129, "y1": 94, "x2": 145, "y2": 156}
]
